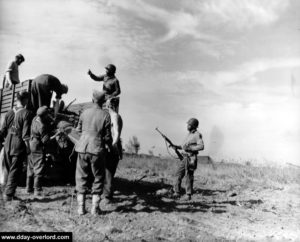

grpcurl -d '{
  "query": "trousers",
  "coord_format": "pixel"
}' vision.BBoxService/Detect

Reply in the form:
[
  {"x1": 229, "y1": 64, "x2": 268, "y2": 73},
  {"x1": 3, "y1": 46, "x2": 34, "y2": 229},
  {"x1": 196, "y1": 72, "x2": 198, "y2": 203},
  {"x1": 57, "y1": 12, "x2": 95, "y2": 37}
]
[
  {"x1": 3, "y1": 148, "x2": 24, "y2": 196},
  {"x1": 174, "y1": 156, "x2": 197, "y2": 195},
  {"x1": 26, "y1": 152, "x2": 46, "y2": 192},
  {"x1": 103, "y1": 146, "x2": 119, "y2": 199},
  {"x1": 76, "y1": 152, "x2": 105, "y2": 194}
]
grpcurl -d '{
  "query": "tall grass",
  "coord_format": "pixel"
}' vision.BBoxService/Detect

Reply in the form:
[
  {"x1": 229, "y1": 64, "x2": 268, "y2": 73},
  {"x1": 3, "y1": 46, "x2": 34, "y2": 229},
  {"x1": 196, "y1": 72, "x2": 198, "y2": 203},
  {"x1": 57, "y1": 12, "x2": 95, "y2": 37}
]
[{"x1": 119, "y1": 155, "x2": 300, "y2": 187}]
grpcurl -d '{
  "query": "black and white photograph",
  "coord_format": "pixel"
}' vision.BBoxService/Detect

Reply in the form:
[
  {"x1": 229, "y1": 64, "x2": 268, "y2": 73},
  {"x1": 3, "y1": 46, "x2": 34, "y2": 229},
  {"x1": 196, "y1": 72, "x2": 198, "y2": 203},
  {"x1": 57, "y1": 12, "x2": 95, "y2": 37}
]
[{"x1": 0, "y1": 0, "x2": 299, "y2": 241}]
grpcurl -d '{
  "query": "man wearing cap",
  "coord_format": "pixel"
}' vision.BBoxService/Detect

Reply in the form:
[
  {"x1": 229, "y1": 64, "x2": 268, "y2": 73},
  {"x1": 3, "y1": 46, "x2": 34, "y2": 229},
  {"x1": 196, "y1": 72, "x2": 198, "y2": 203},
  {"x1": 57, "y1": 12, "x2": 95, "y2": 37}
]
[
  {"x1": 26, "y1": 106, "x2": 51, "y2": 198},
  {"x1": 172, "y1": 118, "x2": 204, "y2": 201},
  {"x1": 75, "y1": 90, "x2": 112, "y2": 215},
  {"x1": 0, "y1": 90, "x2": 32, "y2": 201},
  {"x1": 3, "y1": 54, "x2": 25, "y2": 89},
  {"x1": 87, "y1": 64, "x2": 121, "y2": 100},
  {"x1": 30, "y1": 74, "x2": 68, "y2": 114},
  {"x1": 102, "y1": 98, "x2": 123, "y2": 208}
]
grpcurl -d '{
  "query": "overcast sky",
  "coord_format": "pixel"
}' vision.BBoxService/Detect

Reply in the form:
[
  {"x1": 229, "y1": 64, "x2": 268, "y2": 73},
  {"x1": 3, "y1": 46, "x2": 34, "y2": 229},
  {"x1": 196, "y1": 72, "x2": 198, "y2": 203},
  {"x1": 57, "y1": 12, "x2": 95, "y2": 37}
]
[{"x1": 1, "y1": 0, "x2": 299, "y2": 164}]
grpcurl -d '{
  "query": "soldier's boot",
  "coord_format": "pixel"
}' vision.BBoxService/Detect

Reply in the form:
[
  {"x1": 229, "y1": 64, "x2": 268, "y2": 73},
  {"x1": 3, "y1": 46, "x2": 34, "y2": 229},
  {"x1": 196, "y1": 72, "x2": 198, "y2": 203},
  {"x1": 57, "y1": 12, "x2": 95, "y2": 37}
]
[
  {"x1": 77, "y1": 194, "x2": 86, "y2": 215},
  {"x1": 100, "y1": 197, "x2": 117, "y2": 211},
  {"x1": 91, "y1": 194, "x2": 101, "y2": 215}
]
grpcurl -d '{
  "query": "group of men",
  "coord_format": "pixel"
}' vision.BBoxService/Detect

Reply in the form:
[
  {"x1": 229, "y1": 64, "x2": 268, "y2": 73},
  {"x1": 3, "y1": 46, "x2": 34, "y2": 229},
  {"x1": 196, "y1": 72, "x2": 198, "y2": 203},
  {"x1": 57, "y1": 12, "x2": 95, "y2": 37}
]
[
  {"x1": 1, "y1": 54, "x2": 123, "y2": 215},
  {"x1": 1, "y1": 53, "x2": 205, "y2": 215}
]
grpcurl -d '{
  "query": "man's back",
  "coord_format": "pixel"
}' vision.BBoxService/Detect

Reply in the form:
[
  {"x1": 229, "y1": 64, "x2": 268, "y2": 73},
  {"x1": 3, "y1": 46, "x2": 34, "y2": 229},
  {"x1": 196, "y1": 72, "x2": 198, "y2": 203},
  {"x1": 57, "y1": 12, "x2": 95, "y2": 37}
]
[
  {"x1": 4, "y1": 107, "x2": 32, "y2": 155},
  {"x1": 75, "y1": 105, "x2": 112, "y2": 155}
]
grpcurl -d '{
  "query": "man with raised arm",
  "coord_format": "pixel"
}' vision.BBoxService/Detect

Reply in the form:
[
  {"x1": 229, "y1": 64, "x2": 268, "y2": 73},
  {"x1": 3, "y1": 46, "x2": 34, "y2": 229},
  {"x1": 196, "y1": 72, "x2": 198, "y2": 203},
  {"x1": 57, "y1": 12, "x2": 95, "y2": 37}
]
[{"x1": 87, "y1": 64, "x2": 121, "y2": 101}]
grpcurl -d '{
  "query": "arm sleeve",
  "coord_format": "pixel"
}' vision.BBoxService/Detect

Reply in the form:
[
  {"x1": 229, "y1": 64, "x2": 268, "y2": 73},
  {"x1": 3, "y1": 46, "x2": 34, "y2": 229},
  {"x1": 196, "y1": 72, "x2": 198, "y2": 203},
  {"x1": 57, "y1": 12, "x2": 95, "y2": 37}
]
[
  {"x1": 189, "y1": 134, "x2": 204, "y2": 152},
  {"x1": 103, "y1": 114, "x2": 112, "y2": 146},
  {"x1": 49, "y1": 76, "x2": 64, "y2": 99},
  {"x1": 112, "y1": 114, "x2": 122, "y2": 145},
  {"x1": 6, "y1": 61, "x2": 14, "y2": 72},
  {"x1": 0, "y1": 113, "x2": 9, "y2": 142},
  {"x1": 89, "y1": 73, "x2": 105, "y2": 82},
  {"x1": 22, "y1": 112, "x2": 32, "y2": 141},
  {"x1": 110, "y1": 79, "x2": 121, "y2": 97},
  {"x1": 40, "y1": 125, "x2": 50, "y2": 144},
  {"x1": 76, "y1": 114, "x2": 83, "y2": 133}
]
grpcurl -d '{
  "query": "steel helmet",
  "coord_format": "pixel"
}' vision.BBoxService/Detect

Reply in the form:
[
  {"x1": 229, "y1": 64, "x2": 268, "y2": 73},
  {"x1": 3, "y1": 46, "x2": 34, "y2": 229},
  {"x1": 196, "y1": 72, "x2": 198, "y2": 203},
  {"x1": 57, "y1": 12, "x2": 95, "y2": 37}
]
[
  {"x1": 187, "y1": 118, "x2": 199, "y2": 128},
  {"x1": 105, "y1": 64, "x2": 116, "y2": 73}
]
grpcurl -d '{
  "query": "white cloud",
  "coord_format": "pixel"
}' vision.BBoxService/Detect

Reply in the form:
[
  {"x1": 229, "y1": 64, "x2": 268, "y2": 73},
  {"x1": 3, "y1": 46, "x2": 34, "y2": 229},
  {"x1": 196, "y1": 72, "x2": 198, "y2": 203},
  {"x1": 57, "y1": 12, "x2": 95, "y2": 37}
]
[
  {"x1": 172, "y1": 57, "x2": 300, "y2": 95},
  {"x1": 195, "y1": 0, "x2": 290, "y2": 29},
  {"x1": 108, "y1": 0, "x2": 290, "y2": 40}
]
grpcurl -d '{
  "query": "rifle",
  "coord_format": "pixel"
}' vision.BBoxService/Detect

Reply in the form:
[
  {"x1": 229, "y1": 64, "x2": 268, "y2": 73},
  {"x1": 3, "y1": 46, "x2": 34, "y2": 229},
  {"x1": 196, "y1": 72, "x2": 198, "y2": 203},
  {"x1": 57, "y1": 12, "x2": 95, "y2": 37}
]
[{"x1": 155, "y1": 127, "x2": 183, "y2": 160}]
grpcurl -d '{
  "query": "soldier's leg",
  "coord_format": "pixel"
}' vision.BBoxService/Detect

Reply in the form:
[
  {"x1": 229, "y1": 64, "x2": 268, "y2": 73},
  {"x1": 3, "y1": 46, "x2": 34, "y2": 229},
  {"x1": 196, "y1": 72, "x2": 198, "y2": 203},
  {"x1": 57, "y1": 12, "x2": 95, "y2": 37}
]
[
  {"x1": 103, "y1": 151, "x2": 119, "y2": 200},
  {"x1": 75, "y1": 153, "x2": 90, "y2": 215},
  {"x1": 4, "y1": 155, "x2": 23, "y2": 197},
  {"x1": 90, "y1": 152, "x2": 105, "y2": 215},
  {"x1": 26, "y1": 154, "x2": 34, "y2": 193},
  {"x1": 90, "y1": 152, "x2": 105, "y2": 195},
  {"x1": 32, "y1": 152, "x2": 45, "y2": 192},
  {"x1": 185, "y1": 169, "x2": 195, "y2": 196},
  {"x1": 75, "y1": 153, "x2": 91, "y2": 194},
  {"x1": 2, "y1": 148, "x2": 12, "y2": 188},
  {"x1": 174, "y1": 159, "x2": 186, "y2": 194}
]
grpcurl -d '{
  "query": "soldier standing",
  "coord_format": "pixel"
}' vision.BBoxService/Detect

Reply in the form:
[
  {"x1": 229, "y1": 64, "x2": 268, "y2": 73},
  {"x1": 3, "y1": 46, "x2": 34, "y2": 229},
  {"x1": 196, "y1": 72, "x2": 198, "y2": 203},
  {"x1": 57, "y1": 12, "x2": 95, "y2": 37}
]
[
  {"x1": 26, "y1": 106, "x2": 51, "y2": 198},
  {"x1": 102, "y1": 98, "x2": 123, "y2": 207},
  {"x1": 0, "y1": 90, "x2": 32, "y2": 201},
  {"x1": 2, "y1": 54, "x2": 25, "y2": 89},
  {"x1": 172, "y1": 118, "x2": 204, "y2": 200},
  {"x1": 75, "y1": 90, "x2": 112, "y2": 215},
  {"x1": 87, "y1": 64, "x2": 121, "y2": 100}
]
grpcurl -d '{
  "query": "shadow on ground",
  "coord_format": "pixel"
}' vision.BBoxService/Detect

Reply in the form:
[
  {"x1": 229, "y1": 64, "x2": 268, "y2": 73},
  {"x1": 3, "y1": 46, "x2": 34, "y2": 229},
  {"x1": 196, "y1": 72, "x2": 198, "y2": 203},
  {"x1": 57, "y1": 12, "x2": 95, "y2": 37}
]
[{"x1": 110, "y1": 177, "x2": 229, "y2": 214}]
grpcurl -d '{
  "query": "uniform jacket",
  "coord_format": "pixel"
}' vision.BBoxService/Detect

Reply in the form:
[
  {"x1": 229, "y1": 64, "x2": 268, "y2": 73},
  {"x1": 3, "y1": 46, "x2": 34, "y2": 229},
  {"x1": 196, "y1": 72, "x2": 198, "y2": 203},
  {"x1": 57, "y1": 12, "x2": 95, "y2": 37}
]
[
  {"x1": 182, "y1": 130, "x2": 204, "y2": 156},
  {"x1": 29, "y1": 116, "x2": 50, "y2": 153},
  {"x1": 75, "y1": 105, "x2": 112, "y2": 155},
  {"x1": 1, "y1": 107, "x2": 32, "y2": 155},
  {"x1": 30, "y1": 74, "x2": 65, "y2": 113},
  {"x1": 90, "y1": 74, "x2": 121, "y2": 97}
]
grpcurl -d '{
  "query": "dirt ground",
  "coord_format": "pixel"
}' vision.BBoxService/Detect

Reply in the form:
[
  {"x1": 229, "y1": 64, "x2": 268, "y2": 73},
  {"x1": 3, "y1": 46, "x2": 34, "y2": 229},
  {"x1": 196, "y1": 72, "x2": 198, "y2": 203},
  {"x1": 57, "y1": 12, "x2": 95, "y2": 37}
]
[{"x1": 0, "y1": 159, "x2": 299, "y2": 242}]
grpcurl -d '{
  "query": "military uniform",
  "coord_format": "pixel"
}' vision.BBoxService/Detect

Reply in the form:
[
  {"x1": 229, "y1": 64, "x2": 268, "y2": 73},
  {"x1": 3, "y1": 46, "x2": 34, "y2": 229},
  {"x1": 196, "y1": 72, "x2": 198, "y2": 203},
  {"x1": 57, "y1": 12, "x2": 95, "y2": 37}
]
[
  {"x1": 75, "y1": 93, "x2": 112, "y2": 215},
  {"x1": 30, "y1": 74, "x2": 67, "y2": 113},
  {"x1": 27, "y1": 110, "x2": 50, "y2": 193},
  {"x1": 75, "y1": 104, "x2": 112, "y2": 195},
  {"x1": 174, "y1": 130, "x2": 204, "y2": 197},
  {"x1": 89, "y1": 74, "x2": 121, "y2": 98},
  {"x1": 0, "y1": 107, "x2": 32, "y2": 198}
]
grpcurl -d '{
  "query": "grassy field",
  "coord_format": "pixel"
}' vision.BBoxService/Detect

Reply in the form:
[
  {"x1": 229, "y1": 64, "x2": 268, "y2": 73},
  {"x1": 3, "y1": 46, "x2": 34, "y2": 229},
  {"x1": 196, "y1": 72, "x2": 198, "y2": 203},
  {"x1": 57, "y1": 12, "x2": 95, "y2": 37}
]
[
  {"x1": 120, "y1": 154, "x2": 300, "y2": 186},
  {"x1": 0, "y1": 155, "x2": 299, "y2": 241}
]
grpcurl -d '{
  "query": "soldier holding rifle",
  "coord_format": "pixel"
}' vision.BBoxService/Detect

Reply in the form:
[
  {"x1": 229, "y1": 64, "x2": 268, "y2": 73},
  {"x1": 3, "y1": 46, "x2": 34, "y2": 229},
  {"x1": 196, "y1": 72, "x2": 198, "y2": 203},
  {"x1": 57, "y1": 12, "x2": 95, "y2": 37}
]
[{"x1": 157, "y1": 118, "x2": 204, "y2": 201}]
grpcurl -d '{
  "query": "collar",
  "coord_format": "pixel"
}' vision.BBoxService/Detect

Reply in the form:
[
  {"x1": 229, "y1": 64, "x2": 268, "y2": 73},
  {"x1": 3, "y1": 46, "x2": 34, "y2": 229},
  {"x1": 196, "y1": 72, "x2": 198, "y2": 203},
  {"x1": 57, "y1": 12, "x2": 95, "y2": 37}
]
[{"x1": 106, "y1": 74, "x2": 115, "y2": 79}]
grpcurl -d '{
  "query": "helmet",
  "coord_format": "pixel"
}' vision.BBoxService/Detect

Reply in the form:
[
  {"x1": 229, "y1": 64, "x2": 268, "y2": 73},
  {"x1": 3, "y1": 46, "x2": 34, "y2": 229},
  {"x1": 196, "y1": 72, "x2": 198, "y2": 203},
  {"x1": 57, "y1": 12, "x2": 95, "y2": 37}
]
[
  {"x1": 37, "y1": 106, "x2": 49, "y2": 117},
  {"x1": 187, "y1": 118, "x2": 199, "y2": 128},
  {"x1": 105, "y1": 64, "x2": 116, "y2": 73}
]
